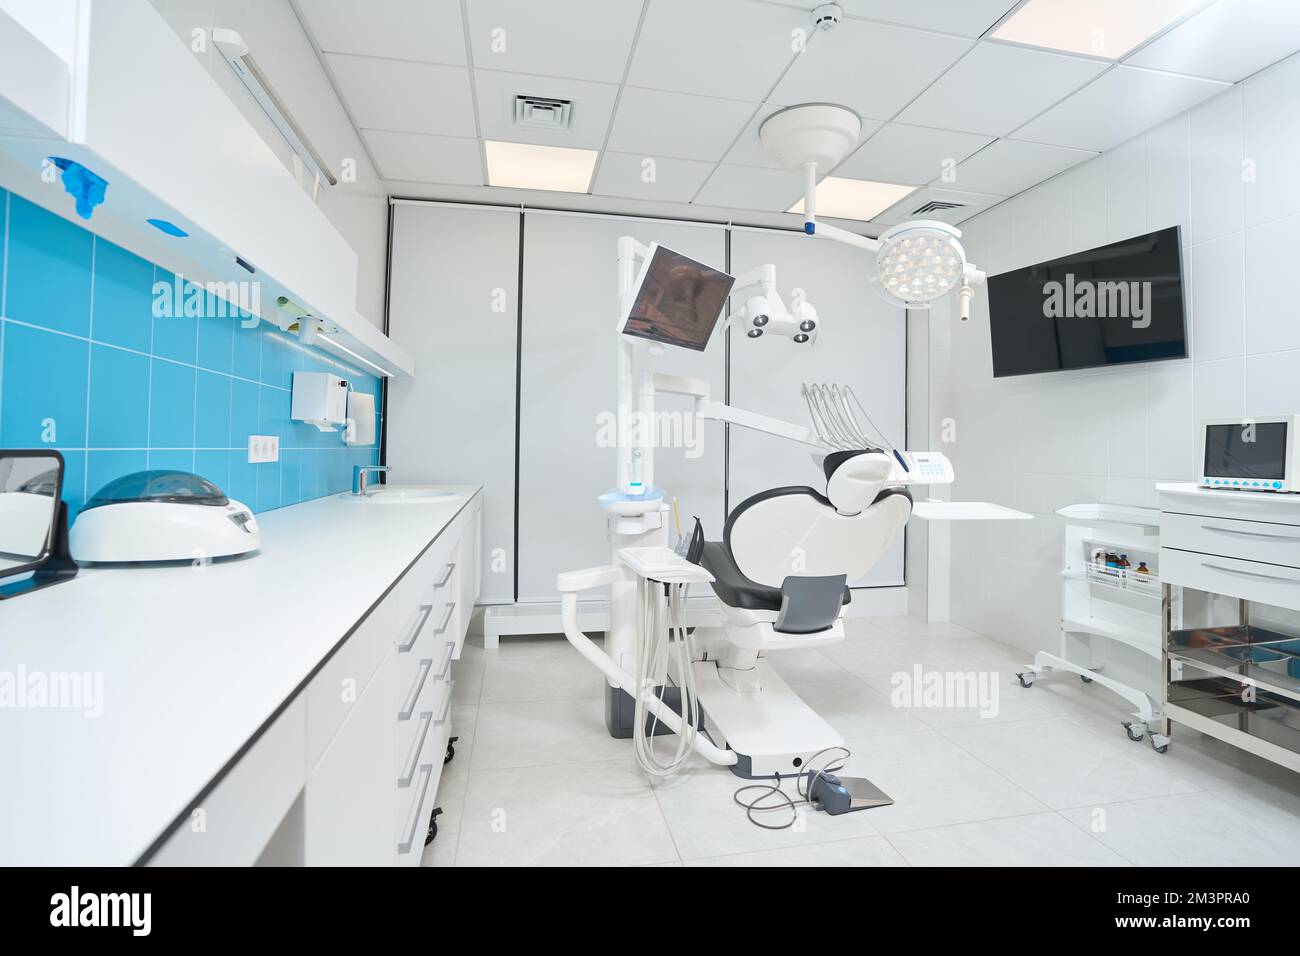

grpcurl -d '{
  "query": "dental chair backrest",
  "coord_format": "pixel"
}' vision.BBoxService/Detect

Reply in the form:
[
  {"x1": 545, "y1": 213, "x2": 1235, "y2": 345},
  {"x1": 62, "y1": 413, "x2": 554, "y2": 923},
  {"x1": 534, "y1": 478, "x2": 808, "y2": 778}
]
[{"x1": 726, "y1": 450, "x2": 911, "y2": 588}]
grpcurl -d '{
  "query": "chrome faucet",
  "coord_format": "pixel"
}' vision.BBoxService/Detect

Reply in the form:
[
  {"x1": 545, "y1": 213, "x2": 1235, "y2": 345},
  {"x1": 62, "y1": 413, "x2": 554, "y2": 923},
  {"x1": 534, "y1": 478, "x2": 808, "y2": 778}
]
[{"x1": 353, "y1": 464, "x2": 390, "y2": 495}]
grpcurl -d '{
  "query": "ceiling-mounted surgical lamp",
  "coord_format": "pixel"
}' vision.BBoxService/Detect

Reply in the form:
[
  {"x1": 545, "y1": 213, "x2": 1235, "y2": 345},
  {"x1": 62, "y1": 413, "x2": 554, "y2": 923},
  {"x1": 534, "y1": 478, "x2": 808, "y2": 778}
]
[{"x1": 759, "y1": 102, "x2": 986, "y2": 320}]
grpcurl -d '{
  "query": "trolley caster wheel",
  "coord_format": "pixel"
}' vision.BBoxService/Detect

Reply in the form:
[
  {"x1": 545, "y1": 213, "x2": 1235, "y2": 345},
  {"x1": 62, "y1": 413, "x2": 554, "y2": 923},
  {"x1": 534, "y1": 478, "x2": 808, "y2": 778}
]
[
  {"x1": 1122, "y1": 721, "x2": 1145, "y2": 742},
  {"x1": 425, "y1": 807, "x2": 444, "y2": 846},
  {"x1": 1150, "y1": 735, "x2": 1170, "y2": 754},
  {"x1": 1080, "y1": 675, "x2": 1093, "y2": 684},
  {"x1": 444, "y1": 735, "x2": 459, "y2": 765},
  {"x1": 1016, "y1": 672, "x2": 1034, "y2": 688}
]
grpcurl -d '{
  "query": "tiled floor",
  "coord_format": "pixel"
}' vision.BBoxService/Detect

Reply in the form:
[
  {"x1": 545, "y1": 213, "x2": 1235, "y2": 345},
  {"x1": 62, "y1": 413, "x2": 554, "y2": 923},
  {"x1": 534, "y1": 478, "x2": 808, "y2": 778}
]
[{"x1": 421, "y1": 616, "x2": 1300, "y2": 867}]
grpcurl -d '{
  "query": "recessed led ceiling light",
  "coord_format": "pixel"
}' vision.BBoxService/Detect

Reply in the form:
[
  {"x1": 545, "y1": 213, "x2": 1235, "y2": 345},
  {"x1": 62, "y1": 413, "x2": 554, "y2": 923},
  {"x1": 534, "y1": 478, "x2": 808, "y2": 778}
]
[
  {"x1": 992, "y1": 0, "x2": 1205, "y2": 59},
  {"x1": 788, "y1": 177, "x2": 916, "y2": 222},
  {"x1": 484, "y1": 140, "x2": 597, "y2": 193}
]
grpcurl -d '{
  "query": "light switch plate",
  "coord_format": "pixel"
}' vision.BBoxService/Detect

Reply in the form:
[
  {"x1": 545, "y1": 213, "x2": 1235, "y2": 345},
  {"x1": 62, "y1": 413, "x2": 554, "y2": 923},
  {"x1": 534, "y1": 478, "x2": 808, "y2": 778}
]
[{"x1": 248, "y1": 435, "x2": 280, "y2": 463}]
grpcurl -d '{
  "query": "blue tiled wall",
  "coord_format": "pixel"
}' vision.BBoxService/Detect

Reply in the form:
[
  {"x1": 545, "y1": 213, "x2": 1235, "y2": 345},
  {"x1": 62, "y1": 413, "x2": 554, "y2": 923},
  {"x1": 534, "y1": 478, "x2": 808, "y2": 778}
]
[{"x1": 0, "y1": 187, "x2": 382, "y2": 518}]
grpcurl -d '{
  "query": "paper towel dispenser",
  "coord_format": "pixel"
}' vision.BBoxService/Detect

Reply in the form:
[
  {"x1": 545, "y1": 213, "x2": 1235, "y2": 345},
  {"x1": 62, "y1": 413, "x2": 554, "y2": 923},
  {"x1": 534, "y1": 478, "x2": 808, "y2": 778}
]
[{"x1": 291, "y1": 372, "x2": 348, "y2": 432}]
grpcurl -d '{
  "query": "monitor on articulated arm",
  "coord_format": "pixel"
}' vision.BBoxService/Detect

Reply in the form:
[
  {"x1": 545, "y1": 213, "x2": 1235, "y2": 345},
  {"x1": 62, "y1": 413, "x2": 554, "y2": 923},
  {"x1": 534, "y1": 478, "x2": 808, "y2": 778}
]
[{"x1": 619, "y1": 243, "x2": 734, "y2": 352}]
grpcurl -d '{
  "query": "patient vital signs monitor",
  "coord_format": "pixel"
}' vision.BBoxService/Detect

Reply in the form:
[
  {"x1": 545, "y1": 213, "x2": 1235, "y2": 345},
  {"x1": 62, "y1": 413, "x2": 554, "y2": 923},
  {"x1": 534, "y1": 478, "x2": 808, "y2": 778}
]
[{"x1": 619, "y1": 243, "x2": 733, "y2": 352}]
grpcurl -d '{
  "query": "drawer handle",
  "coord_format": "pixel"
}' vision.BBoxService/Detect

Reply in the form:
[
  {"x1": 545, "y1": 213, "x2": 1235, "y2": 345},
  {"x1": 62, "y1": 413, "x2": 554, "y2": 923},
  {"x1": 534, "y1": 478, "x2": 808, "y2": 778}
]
[
  {"x1": 1201, "y1": 562, "x2": 1300, "y2": 584},
  {"x1": 1201, "y1": 524, "x2": 1300, "y2": 541},
  {"x1": 398, "y1": 711, "x2": 433, "y2": 787},
  {"x1": 436, "y1": 639, "x2": 455, "y2": 680},
  {"x1": 397, "y1": 763, "x2": 434, "y2": 855},
  {"x1": 436, "y1": 563, "x2": 456, "y2": 588},
  {"x1": 398, "y1": 604, "x2": 435, "y2": 653},
  {"x1": 433, "y1": 602, "x2": 456, "y2": 636},
  {"x1": 398, "y1": 658, "x2": 433, "y2": 720},
  {"x1": 434, "y1": 683, "x2": 455, "y2": 726}
]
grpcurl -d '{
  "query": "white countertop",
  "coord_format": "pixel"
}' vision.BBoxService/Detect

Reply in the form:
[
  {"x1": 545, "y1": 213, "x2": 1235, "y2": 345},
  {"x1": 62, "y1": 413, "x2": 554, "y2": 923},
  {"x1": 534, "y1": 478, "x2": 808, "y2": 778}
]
[{"x1": 0, "y1": 485, "x2": 480, "y2": 866}]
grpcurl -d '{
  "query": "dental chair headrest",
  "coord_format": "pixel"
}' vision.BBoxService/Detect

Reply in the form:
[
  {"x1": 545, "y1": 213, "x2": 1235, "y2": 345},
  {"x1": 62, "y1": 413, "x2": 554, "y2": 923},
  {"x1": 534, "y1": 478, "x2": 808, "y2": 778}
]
[{"x1": 823, "y1": 449, "x2": 893, "y2": 515}]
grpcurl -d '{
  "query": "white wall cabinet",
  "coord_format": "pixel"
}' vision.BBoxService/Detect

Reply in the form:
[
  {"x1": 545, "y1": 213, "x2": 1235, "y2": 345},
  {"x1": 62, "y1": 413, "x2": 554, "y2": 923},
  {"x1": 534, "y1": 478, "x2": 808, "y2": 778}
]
[
  {"x1": 0, "y1": 0, "x2": 409, "y2": 375},
  {"x1": 388, "y1": 203, "x2": 520, "y2": 603}
]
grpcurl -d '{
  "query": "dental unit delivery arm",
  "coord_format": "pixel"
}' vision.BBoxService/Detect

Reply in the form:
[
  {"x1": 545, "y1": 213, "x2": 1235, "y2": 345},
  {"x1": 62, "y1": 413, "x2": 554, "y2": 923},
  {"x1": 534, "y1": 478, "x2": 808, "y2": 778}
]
[{"x1": 557, "y1": 564, "x2": 738, "y2": 767}]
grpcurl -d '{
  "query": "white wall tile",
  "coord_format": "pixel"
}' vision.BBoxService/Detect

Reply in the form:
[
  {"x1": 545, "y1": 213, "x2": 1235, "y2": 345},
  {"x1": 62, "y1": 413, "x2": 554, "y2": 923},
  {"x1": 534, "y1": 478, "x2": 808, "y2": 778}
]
[
  {"x1": 1245, "y1": 350, "x2": 1300, "y2": 412},
  {"x1": 1105, "y1": 136, "x2": 1146, "y2": 242},
  {"x1": 1193, "y1": 357, "x2": 1247, "y2": 421},
  {"x1": 1244, "y1": 213, "x2": 1300, "y2": 354},
  {"x1": 1012, "y1": 177, "x2": 1072, "y2": 266},
  {"x1": 1146, "y1": 114, "x2": 1191, "y2": 238},
  {"x1": 1070, "y1": 159, "x2": 1107, "y2": 252},
  {"x1": 1147, "y1": 363, "x2": 1196, "y2": 478},
  {"x1": 1243, "y1": 53, "x2": 1300, "y2": 228},
  {"x1": 1189, "y1": 86, "x2": 1245, "y2": 245},
  {"x1": 1190, "y1": 232, "x2": 1245, "y2": 361},
  {"x1": 1244, "y1": 350, "x2": 1300, "y2": 412}
]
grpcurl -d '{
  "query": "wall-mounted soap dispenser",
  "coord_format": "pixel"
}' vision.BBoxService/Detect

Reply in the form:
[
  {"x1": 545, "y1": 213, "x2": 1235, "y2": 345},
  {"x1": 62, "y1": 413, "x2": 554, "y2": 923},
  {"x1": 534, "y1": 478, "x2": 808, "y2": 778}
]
[{"x1": 291, "y1": 372, "x2": 348, "y2": 432}]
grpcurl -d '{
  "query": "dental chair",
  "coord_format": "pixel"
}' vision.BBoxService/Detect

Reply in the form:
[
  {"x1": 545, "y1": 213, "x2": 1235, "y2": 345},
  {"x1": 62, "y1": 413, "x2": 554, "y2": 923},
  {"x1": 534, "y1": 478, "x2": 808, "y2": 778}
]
[{"x1": 683, "y1": 448, "x2": 912, "y2": 776}]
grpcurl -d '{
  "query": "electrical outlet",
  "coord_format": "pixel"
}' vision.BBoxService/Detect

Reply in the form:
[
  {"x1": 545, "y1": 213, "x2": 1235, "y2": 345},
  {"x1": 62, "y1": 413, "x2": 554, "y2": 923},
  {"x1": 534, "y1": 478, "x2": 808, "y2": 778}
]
[{"x1": 248, "y1": 435, "x2": 279, "y2": 463}]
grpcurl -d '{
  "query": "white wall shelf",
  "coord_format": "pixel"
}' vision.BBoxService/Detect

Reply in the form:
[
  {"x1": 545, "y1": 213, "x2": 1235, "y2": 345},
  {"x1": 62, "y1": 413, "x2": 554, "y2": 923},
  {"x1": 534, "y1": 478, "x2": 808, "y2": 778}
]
[{"x1": 0, "y1": 0, "x2": 411, "y2": 377}]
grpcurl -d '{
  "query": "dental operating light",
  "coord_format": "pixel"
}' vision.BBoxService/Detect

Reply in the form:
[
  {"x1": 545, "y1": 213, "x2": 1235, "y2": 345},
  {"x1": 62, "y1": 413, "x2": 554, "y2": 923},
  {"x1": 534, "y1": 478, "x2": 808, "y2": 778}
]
[{"x1": 758, "y1": 99, "x2": 986, "y2": 320}]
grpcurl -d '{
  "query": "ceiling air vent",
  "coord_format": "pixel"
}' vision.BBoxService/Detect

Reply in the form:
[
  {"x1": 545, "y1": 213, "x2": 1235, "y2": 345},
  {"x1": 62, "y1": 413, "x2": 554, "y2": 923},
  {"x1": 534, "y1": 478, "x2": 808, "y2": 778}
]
[
  {"x1": 513, "y1": 95, "x2": 573, "y2": 131},
  {"x1": 910, "y1": 199, "x2": 967, "y2": 216}
]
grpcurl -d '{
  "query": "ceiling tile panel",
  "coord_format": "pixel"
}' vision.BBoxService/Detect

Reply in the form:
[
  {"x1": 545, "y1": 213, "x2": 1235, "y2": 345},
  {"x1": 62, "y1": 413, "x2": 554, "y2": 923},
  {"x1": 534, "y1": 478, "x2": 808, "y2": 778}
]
[
  {"x1": 296, "y1": 0, "x2": 467, "y2": 64},
  {"x1": 834, "y1": 122, "x2": 995, "y2": 184},
  {"x1": 896, "y1": 41, "x2": 1109, "y2": 135},
  {"x1": 327, "y1": 53, "x2": 476, "y2": 136},
  {"x1": 627, "y1": 0, "x2": 808, "y2": 101},
  {"x1": 474, "y1": 70, "x2": 619, "y2": 149},
  {"x1": 770, "y1": 18, "x2": 973, "y2": 121},
  {"x1": 465, "y1": 0, "x2": 643, "y2": 83},
  {"x1": 1014, "y1": 65, "x2": 1230, "y2": 151},
  {"x1": 608, "y1": 87, "x2": 756, "y2": 162},
  {"x1": 592, "y1": 152, "x2": 718, "y2": 203},
  {"x1": 944, "y1": 138, "x2": 1097, "y2": 195},
  {"x1": 1126, "y1": 0, "x2": 1300, "y2": 83},
  {"x1": 693, "y1": 164, "x2": 806, "y2": 212},
  {"x1": 766, "y1": 0, "x2": 1020, "y2": 38},
  {"x1": 363, "y1": 130, "x2": 482, "y2": 184}
]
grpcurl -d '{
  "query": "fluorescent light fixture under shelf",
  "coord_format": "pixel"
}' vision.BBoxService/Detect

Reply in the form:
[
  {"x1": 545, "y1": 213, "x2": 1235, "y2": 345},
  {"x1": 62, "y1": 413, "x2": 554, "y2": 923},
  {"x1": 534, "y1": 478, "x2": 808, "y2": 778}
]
[
  {"x1": 991, "y1": 0, "x2": 1206, "y2": 59},
  {"x1": 789, "y1": 177, "x2": 916, "y2": 222},
  {"x1": 317, "y1": 334, "x2": 390, "y2": 378},
  {"x1": 484, "y1": 140, "x2": 597, "y2": 193}
]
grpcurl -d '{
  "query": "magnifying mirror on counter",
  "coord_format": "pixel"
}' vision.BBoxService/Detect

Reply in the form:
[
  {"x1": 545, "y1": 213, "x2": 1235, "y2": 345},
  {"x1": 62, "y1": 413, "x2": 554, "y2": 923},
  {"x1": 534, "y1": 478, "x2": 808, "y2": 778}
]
[{"x1": 0, "y1": 450, "x2": 77, "y2": 599}]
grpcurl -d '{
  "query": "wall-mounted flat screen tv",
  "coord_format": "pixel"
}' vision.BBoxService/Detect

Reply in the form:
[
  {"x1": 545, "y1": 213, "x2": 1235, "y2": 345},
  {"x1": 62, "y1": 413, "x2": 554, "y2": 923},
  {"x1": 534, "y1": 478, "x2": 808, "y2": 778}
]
[{"x1": 987, "y1": 226, "x2": 1187, "y2": 377}]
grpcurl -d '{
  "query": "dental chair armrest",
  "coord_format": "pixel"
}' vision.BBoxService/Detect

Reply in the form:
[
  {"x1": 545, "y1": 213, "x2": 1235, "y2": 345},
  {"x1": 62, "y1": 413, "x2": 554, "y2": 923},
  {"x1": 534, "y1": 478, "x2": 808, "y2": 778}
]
[{"x1": 557, "y1": 564, "x2": 629, "y2": 593}]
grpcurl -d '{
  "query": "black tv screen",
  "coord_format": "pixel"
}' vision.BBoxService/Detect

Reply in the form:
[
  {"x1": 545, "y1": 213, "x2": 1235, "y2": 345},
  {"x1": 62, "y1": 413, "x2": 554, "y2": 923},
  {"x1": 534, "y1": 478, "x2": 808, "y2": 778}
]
[{"x1": 987, "y1": 226, "x2": 1187, "y2": 377}]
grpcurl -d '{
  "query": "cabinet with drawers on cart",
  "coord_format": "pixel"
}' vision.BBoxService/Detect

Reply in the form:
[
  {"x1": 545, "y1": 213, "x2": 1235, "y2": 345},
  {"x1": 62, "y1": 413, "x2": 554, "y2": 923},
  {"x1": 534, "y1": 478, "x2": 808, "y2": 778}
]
[{"x1": 1157, "y1": 483, "x2": 1300, "y2": 773}]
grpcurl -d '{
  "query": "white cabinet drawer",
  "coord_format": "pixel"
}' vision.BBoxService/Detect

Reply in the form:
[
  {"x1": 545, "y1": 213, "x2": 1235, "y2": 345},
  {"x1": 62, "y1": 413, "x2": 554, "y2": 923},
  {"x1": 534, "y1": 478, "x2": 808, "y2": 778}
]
[
  {"x1": 1161, "y1": 547, "x2": 1300, "y2": 606},
  {"x1": 1162, "y1": 512, "x2": 1300, "y2": 569},
  {"x1": 305, "y1": 595, "x2": 396, "y2": 771},
  {"x1": 396, "y1": 647, "x2": 452, "y2": 759},
  {"x1": 149, "y1": 696, "x2": 306, "y2": 866},
  {"x1": 395, "y1": 694, "x2": 453, "y2": 866}
]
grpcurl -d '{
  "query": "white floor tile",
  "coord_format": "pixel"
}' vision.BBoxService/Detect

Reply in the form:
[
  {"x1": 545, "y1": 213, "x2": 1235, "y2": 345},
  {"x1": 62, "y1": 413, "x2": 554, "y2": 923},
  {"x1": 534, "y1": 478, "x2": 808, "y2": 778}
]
[
  {"x1": 470, "y1": 697, "x2": 630, "y2": 770},
  {"x1": 686, "y1": 835, "x2": 908, "y2": 867},
  {"x1": 455, "y1": 758, "x2": 679, "y2": 866},
  {"x1": 887, "y1": 812, "x2": 1129, "y2": 866},
  {"x1": 1059, "y1": 776, "x2": 1300, "y2": 866},
  {"x1": 479, "y1": 635, "x2": 605, "y2": 704},
  {"x1": 941, "y1": 716, "x2": 1205, "y2": 809},
  {"x1": 763, "y1": 647, "x2": 856, "y2": 685},
  {"x1": 838, "y1": 731, "x2": 1048, "y2": 833}
]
